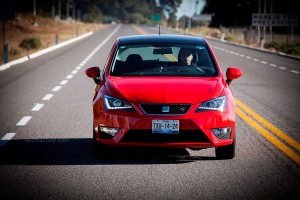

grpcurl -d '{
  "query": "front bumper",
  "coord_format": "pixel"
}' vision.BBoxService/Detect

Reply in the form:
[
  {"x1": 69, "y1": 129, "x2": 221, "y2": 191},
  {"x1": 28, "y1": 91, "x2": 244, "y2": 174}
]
[{"x1": 93, "y1": 107, "x2": 236, "y2": 149}]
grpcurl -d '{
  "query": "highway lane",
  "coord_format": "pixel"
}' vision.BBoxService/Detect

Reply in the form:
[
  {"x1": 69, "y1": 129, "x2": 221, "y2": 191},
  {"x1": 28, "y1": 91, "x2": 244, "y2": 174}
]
[
  {"x1": 0, "y1": 24, "x2": 299, "y2": 199},
  {"x1": 143, "y1": 25, "x2": 300, "y2": 159}
]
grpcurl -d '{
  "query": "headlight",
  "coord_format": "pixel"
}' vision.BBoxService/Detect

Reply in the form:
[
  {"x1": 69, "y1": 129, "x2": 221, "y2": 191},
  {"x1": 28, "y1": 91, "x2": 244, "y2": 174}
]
[
  {"x1": 196, "y1": 96, "x2": 226, "y2": 112},
  {"x1": 104, "y1": 95, "x2": 135, "y2": 111}
]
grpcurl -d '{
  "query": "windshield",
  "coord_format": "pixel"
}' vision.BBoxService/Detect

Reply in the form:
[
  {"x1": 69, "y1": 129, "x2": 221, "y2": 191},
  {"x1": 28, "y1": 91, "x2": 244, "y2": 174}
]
[{"x1": 109, "y1": 43, "x2": 218, "y2": 77}]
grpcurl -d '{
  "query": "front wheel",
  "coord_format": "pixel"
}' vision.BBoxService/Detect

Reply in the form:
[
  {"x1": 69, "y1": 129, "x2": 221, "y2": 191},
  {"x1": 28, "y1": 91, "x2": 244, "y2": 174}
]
[{"x1": 215, "y1": 136, "x2": 236, "y2": 159}]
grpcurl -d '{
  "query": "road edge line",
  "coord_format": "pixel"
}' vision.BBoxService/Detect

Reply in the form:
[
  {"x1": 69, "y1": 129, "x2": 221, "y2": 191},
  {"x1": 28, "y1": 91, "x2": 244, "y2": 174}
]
[{"x1": 0, "y1": 32, "x2": 94, "y2": 72}]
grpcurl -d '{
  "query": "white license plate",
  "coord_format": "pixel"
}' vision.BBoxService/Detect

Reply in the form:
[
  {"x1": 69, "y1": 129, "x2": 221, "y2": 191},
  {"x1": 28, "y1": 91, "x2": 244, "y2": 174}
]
[{"x1": 152, "y1": 120, "x2": 179, "y2": 134}]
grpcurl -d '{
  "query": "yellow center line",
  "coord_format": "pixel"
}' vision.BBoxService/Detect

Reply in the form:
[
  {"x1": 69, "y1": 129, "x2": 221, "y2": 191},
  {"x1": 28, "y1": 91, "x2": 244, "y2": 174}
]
[
  {"x1": 165, "y1": 54, "x2": 177, "y2": 61},
  {"x1": 236, "y1": 108, "x2": 300, "y2": 166},
  {"x1": 236, "y1": 99, "x2": 300, "y2": 152},
  {"x1": 132, "y1": 24, "x2": 147, "y2": 35}
]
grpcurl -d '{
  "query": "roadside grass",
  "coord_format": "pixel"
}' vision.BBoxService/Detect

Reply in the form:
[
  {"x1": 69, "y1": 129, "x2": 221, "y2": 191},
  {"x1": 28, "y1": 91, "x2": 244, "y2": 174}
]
[
  {"x1": 0, "y1": 13, "x2": 107, "y2": 64},
  {"x1": 188, "y1": 26, "x2": 300, "y2": 56}
]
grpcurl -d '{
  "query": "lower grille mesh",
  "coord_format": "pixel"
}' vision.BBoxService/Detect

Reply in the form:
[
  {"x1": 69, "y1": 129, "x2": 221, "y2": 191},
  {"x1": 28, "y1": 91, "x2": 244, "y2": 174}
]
[{"x1": 121, "y1": 130, "x2": 210, "y2": 143}]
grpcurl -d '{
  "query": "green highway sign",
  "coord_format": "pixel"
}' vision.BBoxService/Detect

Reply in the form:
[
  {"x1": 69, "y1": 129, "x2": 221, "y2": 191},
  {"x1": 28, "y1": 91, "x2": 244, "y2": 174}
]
[{"x1": 151, "y1": 14, "x2": 162, "y2": 22}]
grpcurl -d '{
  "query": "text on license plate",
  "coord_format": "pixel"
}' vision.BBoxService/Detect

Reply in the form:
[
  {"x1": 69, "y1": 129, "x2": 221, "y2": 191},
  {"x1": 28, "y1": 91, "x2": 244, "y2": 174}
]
[{"x1": 152, "y1": 120, "x2": 179, "y2": 134}]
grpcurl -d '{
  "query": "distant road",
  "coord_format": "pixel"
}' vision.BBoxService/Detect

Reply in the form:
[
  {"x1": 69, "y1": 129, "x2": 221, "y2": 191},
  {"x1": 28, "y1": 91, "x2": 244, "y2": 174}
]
[{"x1": 0, "y1": 24, "x2": 299, "y2": 199}]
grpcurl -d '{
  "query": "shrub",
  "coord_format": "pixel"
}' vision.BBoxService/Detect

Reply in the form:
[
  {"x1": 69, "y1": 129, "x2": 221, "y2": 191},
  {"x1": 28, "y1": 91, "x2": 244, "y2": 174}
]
[
  {"x1": 265, "y1": 42, "x2": 300, "y2": 56},
  {"x1": 9, "y1": 47, "x2": 21, "y2": 57},
  {"x1": 19, "y1": 37, "x2": 42, "y2": 50},
  {"x1": 224, "y1": 35, "x2": 237, "y2": 43}
]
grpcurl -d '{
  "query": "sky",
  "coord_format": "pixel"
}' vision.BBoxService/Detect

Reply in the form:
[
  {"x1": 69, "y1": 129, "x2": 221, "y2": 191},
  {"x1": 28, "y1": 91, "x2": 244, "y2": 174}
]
[{"x1": 176, "y1": 0, "x2": 205, "y2": 18}]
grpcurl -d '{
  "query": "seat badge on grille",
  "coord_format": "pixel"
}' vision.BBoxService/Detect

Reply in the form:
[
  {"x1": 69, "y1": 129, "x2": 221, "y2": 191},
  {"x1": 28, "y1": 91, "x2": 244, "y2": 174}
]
[
  {"x1": 180, "y1": 107, "x2": 186, "y2": 112},
  {"x1": 162, "y1": 106, "x2": 170, "y2": 113}
]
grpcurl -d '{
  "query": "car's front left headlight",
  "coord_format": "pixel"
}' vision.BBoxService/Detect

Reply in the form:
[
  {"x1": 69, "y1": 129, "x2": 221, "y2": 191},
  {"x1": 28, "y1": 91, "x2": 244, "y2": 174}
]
[
  {"x1": 196, "y1": 96, "x2": 226, "y2": 112},
  {"x1": 104, "y1": 95, "x2": 135, "y2": 111}
]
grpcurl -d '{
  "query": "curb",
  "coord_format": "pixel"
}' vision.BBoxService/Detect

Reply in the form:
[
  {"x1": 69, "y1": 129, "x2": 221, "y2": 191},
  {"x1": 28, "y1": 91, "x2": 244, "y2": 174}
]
[{"x1": 0, "y1": 32, "x2": 94, "y2": 71}]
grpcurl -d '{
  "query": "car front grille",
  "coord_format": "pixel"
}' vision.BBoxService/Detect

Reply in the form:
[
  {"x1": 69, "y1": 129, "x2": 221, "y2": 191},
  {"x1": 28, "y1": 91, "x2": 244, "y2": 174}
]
[
  {"x1": 140, "y1": 104, "x2": 191, "y2": 115},
  {"x1": 120, "y1": 130, "x2": 210, "y2": 143}
]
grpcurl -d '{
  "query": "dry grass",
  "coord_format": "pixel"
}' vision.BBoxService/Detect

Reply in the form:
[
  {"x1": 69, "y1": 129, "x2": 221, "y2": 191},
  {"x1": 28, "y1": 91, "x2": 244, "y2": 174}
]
[
  {"x1": 0, "y1": 13, "x2": 107, "y2": 64},
  {"x1": 188, "y1": 26, "x2": 300, "y2": 55}
]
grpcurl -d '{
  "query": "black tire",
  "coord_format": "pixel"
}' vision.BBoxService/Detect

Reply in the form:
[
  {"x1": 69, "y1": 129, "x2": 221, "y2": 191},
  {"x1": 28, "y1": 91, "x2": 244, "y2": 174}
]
[{"x1": 215, "y1": 136, "x2": 236, "y2": 159}]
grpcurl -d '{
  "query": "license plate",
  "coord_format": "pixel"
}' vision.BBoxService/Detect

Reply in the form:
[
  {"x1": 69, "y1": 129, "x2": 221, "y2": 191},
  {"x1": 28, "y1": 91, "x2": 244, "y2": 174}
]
[{"x1": 152, "y1": 120, "x2": 179, "y2": 134}]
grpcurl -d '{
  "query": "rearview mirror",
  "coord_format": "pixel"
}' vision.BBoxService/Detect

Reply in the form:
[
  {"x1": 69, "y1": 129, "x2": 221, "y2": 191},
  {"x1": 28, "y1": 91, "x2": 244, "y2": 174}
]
[
  {"x1": 153, "y1": 48, "x2": 173, "y2": 55},
  {"x1": 85, "y1": 67, "x2": 101, "y2": 84},
  {"x1": 226, "y1": 67, "x2": 242, "y2": 84}
]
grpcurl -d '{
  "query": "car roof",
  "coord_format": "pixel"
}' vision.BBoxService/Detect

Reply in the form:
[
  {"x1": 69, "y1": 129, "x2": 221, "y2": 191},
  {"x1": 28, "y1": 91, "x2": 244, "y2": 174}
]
[{"x1": 118, "y1": 34, "x2": 208, "y2": 45}]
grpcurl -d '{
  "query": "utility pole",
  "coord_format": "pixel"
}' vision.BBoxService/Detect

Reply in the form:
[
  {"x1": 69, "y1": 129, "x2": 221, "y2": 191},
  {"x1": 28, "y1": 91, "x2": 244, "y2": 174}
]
[
  {"x1": 66, "y1": 0, "x2": 69, "y2": 20},
  {"x1": 263, "y1": 0, "x2": 266, "y2": 40},
  {"x1": 1, "y1": 0, "x2": 14, "y2": 64},
  {"x1": 58, "y1": 0, "x2": 61, "y2": 20},
  {"x1": 188, "y1": 0, "x2": 192, "y2": 30},
  {"x1": 52, "y1": 0, "x2": 55, "y2": 19},
  {"x1": 258, "y1": 0, "x2": 261, "y2": 44},
  {"x1": 3, "y1": 20, "x2": 8, "y2": 63},
  {"x1": 32, "y1": 0, "x2": 37, "y2": 25},
  {"x1": 72, "y1": 1, "x2": 75, "y2": 21}
]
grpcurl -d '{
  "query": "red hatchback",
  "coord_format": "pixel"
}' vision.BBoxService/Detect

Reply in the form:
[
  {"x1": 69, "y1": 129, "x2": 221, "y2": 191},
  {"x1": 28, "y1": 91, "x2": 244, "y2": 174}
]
[{"x1": 86, "y1": 35, "x2": 242, "y2": 159}]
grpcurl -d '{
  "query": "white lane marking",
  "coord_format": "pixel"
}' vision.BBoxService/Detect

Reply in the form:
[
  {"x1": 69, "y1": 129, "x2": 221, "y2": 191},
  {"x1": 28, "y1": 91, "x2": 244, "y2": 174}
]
[
  {"x1": 66, "y1": 75, "x2": 73, "y2": 79},
  {"x1": 261, "y1": 61, "x2": 268, "y2": 64},
  {"x1": 31, "y1": 103, "x2": 44, "y2": 111},
  {"x1": 60, "y1": 80, "x2": 68, "y2": 85},
  {"x1": 16, "y1": 116, "x2": 32, "y2": 126},
  {"x1": 71, "y1": 70, "x2": 78, "y2": 74},
  {"x1": 43, "y1": 94, "x2": 53, "y2": 100},
  {"x1": 290, "y1": 70, "x2": 300, "y2": 74},
  {"x1": 90, "y1": 25, "x2": 121, "y2": 57},
  {"x1": 75, "y1": 66, "x2": 81, "y2": 70},
  {"x1": 213, "y1": 45, "x2": 299, "y2": 76},
  {"x1": 0, "y1": 133, "x2": 16, "y2": 146},
  {"x1": 52, "y1": 86, "x2": 62, "y2": 92}
]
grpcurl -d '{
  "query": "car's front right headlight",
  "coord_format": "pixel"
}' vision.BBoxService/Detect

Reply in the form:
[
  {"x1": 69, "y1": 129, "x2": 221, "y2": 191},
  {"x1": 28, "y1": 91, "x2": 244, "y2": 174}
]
[
  {"x1": 103, "y1": 95, "x2": 135, "y2": 111},
  {"x1": 196, "y1": 96, "x2": 226, "y2": 112}
]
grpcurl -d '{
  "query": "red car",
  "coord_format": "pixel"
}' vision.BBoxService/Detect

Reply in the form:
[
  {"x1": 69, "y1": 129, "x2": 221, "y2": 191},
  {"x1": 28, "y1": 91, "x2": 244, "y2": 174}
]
[{"x1": 86, "y1": 35, "x2": 242, "y2": 159}]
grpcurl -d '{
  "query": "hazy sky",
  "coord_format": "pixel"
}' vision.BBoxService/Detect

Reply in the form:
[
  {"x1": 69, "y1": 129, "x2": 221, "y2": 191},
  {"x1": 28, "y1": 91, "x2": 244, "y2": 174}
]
[{"x1": 176, "y1": 0, "x2": 205, "y2": 18}]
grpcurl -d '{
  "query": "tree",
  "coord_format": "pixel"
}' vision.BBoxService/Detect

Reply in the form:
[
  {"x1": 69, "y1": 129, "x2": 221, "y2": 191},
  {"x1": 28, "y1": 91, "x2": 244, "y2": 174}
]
[
  {"x1": 159, "y1": 0, "x2": 182, "y2": 27},
  {"x1": 82, "y1": 5, "x2": 103, "y2": 23}
]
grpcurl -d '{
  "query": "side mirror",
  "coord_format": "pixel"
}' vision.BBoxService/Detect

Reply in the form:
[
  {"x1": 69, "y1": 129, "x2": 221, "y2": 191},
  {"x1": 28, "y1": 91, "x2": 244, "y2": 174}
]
[
  {"x1": 85, "y1": 67, "x2": 101, "y2": 84},
  {"x1": 226, "y1": 67, "x2": 242, "y2": 84}
]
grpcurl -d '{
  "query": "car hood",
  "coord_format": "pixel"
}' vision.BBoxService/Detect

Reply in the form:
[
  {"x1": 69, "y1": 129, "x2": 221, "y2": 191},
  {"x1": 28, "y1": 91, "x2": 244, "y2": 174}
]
[{"x1": 106, "y1": 76, "x2": 224, "y2": 104}]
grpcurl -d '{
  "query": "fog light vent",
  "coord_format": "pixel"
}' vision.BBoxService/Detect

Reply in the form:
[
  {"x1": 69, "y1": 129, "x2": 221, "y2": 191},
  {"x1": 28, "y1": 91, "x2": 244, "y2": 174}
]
[
  {"x1": 98, "y1": 126, "x2": 119, "y2": 139},
  {"x1": 212, "y1": 127, "x2": 231, "y2": 140}
]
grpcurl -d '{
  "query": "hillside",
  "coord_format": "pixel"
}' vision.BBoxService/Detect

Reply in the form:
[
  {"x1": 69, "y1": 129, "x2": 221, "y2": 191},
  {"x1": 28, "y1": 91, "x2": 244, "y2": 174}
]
[{"x1": 0, "y1": 14, "x2": 106, "y2": 64}]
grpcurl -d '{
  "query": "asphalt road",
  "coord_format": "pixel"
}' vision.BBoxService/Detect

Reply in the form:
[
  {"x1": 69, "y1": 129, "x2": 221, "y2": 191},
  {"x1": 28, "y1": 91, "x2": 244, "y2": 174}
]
[{"x1": 0, "y1": 24, "x2": 299, "y2": 199}]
